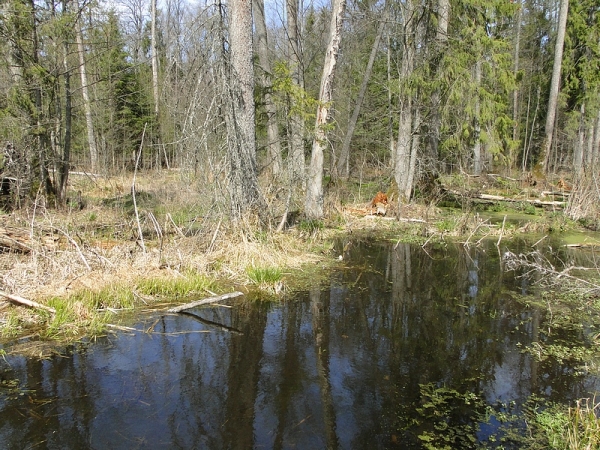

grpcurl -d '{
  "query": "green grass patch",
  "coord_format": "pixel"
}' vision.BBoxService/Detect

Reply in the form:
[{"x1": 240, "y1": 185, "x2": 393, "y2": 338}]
[
  {"x1": 299, "y1": 219, "x2": 324, "y2": 234},
  {"x1": 135, "y1": 270, "x2": 213, "y2": 298},
  {"x1": 246, "y1": 266, "x2": 283, "y2": 285},
  {"x1": 43, "y1": 296, "x2": 110, "y2": 340},
  {"x1": 0, "y1": 311, "x2": 25, "y2": 339}
]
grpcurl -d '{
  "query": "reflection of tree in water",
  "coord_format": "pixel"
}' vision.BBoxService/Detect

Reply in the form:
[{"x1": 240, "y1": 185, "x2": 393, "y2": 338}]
[
  {"x1": 223, "y1": 300, "x2": 270, "y2": 449},
  {"x1": 311, "y1": 285, "x2": 339, "y2": 449},
  {"x1": 0, "y1": 240, "x2": 596, "y2": 448}
]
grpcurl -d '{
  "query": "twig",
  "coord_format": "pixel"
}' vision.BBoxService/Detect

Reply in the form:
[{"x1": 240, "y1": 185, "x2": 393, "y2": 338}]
[
  {"x1": 496, "y1": 215, "x2": 507, "y2": 248},
  {"x1": 132, "y1": 124, "x2": 147, "y2": 254},
  {"x1": 0, "y1": 290, "x2": 56, "y2": 314},
  {"x1": 531, "y1": 235, "x2": 548, "y2": 248},
  {"x1": 167, "y1": 291, "x2": 244, "y2": 313},
  {"x1": 208, "y1": 218, "x2": 222, "y2": 253},
  {"x1": 166, "y1": 213, "x2": 186, "y2": 238},
  {"x1": 52, "y1": 227, "x2": 91, "y2": 271},
  {"x1": 147, "y1": 211, "x2": 163, "y2": 260}
]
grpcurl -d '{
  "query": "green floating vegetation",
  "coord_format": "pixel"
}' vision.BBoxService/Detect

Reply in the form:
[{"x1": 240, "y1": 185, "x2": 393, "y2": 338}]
[{"x1": 411, "y1": 383, "x2": 487, "y2": 450}]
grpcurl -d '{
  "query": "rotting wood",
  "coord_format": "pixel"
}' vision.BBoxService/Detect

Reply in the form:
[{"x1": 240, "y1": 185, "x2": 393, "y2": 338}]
[
  {"x1": 167, "y1": 291, "x2": 244, "y2": 313},
  {"x1": 0, "y1": 290, "x2": 56, "y2": 314}
]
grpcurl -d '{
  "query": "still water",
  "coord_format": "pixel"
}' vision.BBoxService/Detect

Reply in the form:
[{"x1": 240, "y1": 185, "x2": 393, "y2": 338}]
[{"x1": 1, "y1": 238, "x2": 599, "y2": 449}]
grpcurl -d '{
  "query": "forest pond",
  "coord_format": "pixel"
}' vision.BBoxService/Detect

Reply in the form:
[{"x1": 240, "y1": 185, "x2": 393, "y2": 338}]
[{"x1": 1, "y1": 237, "x2": 600, "y2": 449}]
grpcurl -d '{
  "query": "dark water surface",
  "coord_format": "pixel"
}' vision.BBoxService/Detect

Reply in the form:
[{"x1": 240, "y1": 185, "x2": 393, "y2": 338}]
[{"x1": 1, "y1": 238, "x2": 600, "y2": 449}]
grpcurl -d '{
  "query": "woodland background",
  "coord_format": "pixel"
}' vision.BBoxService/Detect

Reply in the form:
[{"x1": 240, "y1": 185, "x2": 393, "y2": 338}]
[{"x1": 0, "y1": 0, "x2": 598, "y2": 220}]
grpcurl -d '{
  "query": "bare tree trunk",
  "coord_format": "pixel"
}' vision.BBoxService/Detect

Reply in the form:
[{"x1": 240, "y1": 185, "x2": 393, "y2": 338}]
[
  {"x1": 405, "y1": 107, "x2": 420, "y2": 199},
  {"x1": 305, "y1": 0, "x2": 347, "y2": 219},
  {"x1": 287, "y1": 0, "x2": 305, "y2": 191},
  {"x1": 473, "y1": 58, "x2": 482, "y2": 175},
  {"x1": 541, "y1": 0, "x2": 569, "y2": 173},
  {"x1": 75, "y1": 18, "x2": 98, "y2": 173},
  {"x1": 393, "y1": 0, "x2": 417, "y2": 202},
  {"x1": 387, "y1": 31, "x2": 395, "y2": 168},
  {"x1": 151, "y1": 0, "x2": 159, "y2": 118},
  {"x1": 253, "y1": 0, "x2": 282, "y2": 178},
  {"x1": 511, "y1": 0, "x2": 522, "y2": 170},
  {"x1": 227, "y1": 0, "x2": 262, "y2": 217},
  {"x1": 336, "y1": 13, "x2": 386, "y2": 179},
  {"x1": 574, "y1": 102, "x2": 585, "y2": 173},
  {"x1": 592, "y1": 109, "x2": 600, "y2": 169},
  {"x1": 57, "y1": 0, "x2": 72, "y2": 204},
  {"x1": 395, "y1": 97, "x2": 413, "y2": 200},
  {"x1": 427, "y1": 0, "x2": 450, "y2": 160}
]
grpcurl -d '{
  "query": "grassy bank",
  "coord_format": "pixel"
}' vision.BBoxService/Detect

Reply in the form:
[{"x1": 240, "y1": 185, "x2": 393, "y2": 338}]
[{"x1": 0, "y1": 169, "x2": 598, "y2": 346}]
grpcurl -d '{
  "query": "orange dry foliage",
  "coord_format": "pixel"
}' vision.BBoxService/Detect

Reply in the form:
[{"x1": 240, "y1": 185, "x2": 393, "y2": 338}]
[{"x1": 371, "y1": 192, "x2": 388, "y2": 207}]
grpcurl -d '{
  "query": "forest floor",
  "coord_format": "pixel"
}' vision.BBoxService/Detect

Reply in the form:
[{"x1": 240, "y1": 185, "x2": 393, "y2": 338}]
[{"x1": 0, "y1": 168, "x2": 598, "y2": 354}]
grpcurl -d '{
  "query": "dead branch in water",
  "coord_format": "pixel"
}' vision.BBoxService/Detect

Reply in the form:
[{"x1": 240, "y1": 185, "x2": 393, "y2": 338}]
[
  {"x1": 167, "y1": 291, "x2": 244, "y2": 313},
  {"x1": 502, "y1": 251, "x2": 600, "y2": 293},
  {"x1": 0, "y1": 290, "x2": 56, "y2": 314}
]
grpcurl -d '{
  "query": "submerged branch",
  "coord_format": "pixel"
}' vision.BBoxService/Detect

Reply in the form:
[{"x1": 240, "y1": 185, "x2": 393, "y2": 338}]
[{"x1": 502, "y1": 251, "x2": 600, "y2": 293}]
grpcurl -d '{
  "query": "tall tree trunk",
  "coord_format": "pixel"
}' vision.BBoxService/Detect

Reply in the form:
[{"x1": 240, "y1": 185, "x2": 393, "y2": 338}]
[
  {"x1": 573, "y1": 102, "x2": 584, "y2": 173},
  {"x1": 286, "y1": 0, "x2": 305, "y2": 190},
  {"x1": 387, "y1": 31, "x2": 395, "y2": 168},
  {"x1": 541, "y1": 0, "x2": 569, "y2": 173},
  {"x1": 426, "y1": 0, "x2": 450, "y2": 160},
  {"x1": 512, "y1": 0, "x2": 522, "y2": 170},
  {"x1": 227, "y1": 0, "x2": 262, "y2": 217},
  {"x1": 253, "y1": 0, "x2": 282, "y2": 178},
  {"x1": 393, "y1": 0, "x2": 417, "y2": 202},
  {"x1": 336, "y1": 13, "x2": 386, "y2": 179},
  {"x1": 404, "y1": 106, "x2": 421, "y2": 199},
  {"x1": 305, "y1": 0, "x2": 347, "y2": 219},
  {"x1": 29, "y1": 0, "x2": 52, "y2": 196},
  {"x1": 76, "y1": 19, "x2": 98, "y2": 173},
  {"x1": 473, "y1": 58, "x2": 482, "y2": 175},
  {"x1": 59, "y1": 22, "x2": 72, "y2": 204},
  {"x1": 151, "y1": 0, "x2": 159, "y2": 118},
  {"x1": 592, "y1": 109, "x2": 600, "y2": 169},
  {"x1": 395, "y1": 97, "x2": 413, "y2": 200}
]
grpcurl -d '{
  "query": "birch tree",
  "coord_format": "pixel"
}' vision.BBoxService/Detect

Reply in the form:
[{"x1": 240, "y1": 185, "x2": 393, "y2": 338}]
[
  {"x1": 541, "y1": 0, "x2": 569, "y2": 173},
  {"x1": 305, "y1": 0, "x2": 347, "y2": 219},
  {"x1": 75, "y1": 18, "x2": 98, "y2": 173}
]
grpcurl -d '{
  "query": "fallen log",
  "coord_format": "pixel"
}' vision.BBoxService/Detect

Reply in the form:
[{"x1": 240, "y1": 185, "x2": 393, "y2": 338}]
[
  {"x1": 0, "y1": 226, "x2": 58, "y2": 253},
  {"x1": 445, "y1": 190, "x2": 566, "y2": 208},
  {"x1": 167, "y1": 291, "x2": 244, "y2": 313},
  {"x1": 0, "y1": 290, "x2": 56, "y2": 314}
]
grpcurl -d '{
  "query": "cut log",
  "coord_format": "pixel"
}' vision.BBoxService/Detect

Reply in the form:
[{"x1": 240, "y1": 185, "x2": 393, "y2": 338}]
[
  {"x1": 167, "y1": 291, "x2": 244, "y2": 313},
  {"x1": 0, "y1": 290, "x2": 56, "y2": 314}
]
